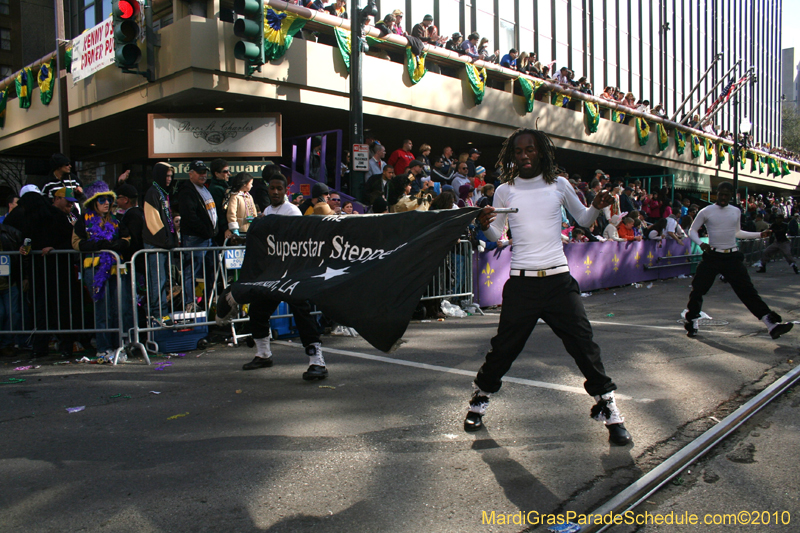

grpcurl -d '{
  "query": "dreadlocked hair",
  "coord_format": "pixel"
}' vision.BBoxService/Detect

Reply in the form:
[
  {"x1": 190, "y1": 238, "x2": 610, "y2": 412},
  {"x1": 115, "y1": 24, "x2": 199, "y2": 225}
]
[{"x1": 496, "y1": 128, "x2": 559, "y2": 185}]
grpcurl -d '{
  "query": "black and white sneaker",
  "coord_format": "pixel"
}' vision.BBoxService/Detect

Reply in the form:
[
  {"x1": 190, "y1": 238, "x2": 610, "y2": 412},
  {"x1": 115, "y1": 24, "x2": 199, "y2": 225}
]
[
  {"x1": 763, "y1": 312, "x2": 793, "y2": 339},
  {"x1": 215, "y1": 287, "x2": 239, "y2": 325},
  {"x1": 464, "y1": 388, "x2": 490, "y2": 432},
  {"x1": 302, "y1": 343, "x2": 327, "y2": 380}
]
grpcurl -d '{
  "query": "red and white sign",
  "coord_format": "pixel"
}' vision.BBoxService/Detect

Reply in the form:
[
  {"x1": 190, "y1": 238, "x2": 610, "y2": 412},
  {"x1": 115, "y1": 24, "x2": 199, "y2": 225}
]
[
  {"x1": 352, "y1": 143, "x2": 370, "y2": 172},
  {"x1": 71, "y1": 17, "x2": 116, "y2": 85}
]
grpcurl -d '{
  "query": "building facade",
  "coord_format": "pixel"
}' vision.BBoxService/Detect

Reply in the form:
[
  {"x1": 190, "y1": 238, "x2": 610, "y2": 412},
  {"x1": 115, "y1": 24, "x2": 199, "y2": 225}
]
[{"x1": 375, "y1": 0, "x2": 783, "y2": 146}]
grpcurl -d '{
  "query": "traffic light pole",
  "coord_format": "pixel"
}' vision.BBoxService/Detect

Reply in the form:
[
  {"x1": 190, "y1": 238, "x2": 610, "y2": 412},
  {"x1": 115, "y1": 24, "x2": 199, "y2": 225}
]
[
  {"x1": 349, "y1": 0, "x2": 364, "y2": 199},
  {"x1": 144, "y1": 0, "x2": 156, "y2": 82},
  {"x1": 54, "y1": 0, "x2": 70, "y2": 157}
]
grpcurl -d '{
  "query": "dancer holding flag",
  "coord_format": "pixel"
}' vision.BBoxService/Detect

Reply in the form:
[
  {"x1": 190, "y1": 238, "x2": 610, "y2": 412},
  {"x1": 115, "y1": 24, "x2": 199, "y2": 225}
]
[
  {"x1": 465, "y1": 128, "x2": 633, "y2": 446},
  {"x1": 216, "y1": 174, "x2": 482, "y2": 378}
]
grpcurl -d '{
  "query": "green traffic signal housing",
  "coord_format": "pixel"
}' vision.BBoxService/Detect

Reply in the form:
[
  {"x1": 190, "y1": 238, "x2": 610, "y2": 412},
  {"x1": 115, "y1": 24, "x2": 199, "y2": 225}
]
[
  {"x1": 113, "y1": 0, "x2": 142, "y2": 68},
  {"x1": 233, "y1": 0, "x2": 264, "y2": 75}
]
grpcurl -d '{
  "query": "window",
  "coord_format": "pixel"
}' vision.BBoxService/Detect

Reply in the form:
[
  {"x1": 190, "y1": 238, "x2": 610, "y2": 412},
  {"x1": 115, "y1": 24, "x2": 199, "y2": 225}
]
[
  {"x1": 499, "y1": 19, "x2": 515, "y2": 56},
  {"x1": 438, "y1": 0, "x2": 460, "y2": 37},
  {"x1": 0, "y1": 65, "x2": 12, "y2": 78},
  {"x1": 0, "y1": 28, "x2": 10, "y2": 51},
  {"x1": 410, "y1": 0, "x2": 434, "y2": 26},
  {"x1": 0, "y1": 0, "x2": 9, "y2": 16},
  {"x1": 520, "y1": 28, "x2": 533, "y2": 54},
  {"x1": 519, "y1": 0, "x2": 533, "y2": 31}
]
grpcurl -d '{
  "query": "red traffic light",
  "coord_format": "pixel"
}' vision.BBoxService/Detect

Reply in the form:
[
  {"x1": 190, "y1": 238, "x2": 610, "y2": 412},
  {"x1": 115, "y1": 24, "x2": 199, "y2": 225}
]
[{"x1": 118, "y1": 0, "x2": 140, "y2": 19}]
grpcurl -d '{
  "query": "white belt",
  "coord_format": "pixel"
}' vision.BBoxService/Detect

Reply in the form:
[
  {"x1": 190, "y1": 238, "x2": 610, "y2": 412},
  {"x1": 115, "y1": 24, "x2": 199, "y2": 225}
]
[
  {"x1": 709, "y1": 247, "x2": 739, "y2": 253},
  {"x1": 510, "y1": 265, "x2": 570, "y2": 277}
]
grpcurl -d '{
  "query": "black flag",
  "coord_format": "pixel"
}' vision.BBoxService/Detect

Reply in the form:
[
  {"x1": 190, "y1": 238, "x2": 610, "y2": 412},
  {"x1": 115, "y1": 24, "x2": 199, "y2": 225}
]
[{"x1": 230, "y1": 208, "x2": 480, "y2": 352}]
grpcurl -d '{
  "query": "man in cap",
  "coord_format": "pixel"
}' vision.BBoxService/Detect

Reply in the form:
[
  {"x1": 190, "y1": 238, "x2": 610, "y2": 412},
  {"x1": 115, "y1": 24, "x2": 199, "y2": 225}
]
[
  {"x1": 466, "y1": 148, "x2": 481, "y2": 178},
  {"x1": 177, "y1": 160, "x2": 219, "y2": 312},
  {"x1": 39, "y1": 153, "x2": 84, "y2": 202},
  {"x1": 411, "y1": 14, "x2": 440, "y2": 45},
  {"x1": 298, "y1": 182, "x2": 331, "y2": 216}
]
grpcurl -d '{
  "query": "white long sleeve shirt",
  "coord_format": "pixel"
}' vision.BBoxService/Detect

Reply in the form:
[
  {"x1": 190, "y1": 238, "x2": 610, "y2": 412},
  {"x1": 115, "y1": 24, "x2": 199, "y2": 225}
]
[
  {"x1": 485, "y1": 175, "x2": 601, "y2": 270},
  {"x1": 689, "y1": 204, "x2": 761, "y2": 249}
]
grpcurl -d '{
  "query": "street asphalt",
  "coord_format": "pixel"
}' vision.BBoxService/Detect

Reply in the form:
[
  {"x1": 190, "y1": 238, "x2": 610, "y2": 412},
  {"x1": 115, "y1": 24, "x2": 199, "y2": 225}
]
[{"x1": 1, "y1": 261, "x2": 798, "y2": 533}]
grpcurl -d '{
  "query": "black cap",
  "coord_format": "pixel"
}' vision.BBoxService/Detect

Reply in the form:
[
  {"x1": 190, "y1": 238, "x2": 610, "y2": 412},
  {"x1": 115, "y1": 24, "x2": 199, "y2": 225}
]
[
  {"x1": 51, "y1": 153, "x2": 70, "y2": 169},
  {"x1": 115, "y1": 184, "x2": 138, "y2": 199},
  {"x1": 311, "y1": 182, "x2": 330, "y2": 198},
  {"x1": 407, "y1": 159, "x2": 424, "y2": 169},
  {"x1": 189, "y1": 160, "x2": 209, "y2": 172},
  {"x1": 469, "y1": 148, "x2": 481, "y2": 155}
]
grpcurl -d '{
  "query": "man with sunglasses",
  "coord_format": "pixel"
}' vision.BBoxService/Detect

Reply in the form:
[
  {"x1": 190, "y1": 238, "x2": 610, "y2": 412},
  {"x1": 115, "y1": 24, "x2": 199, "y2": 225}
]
[
  {"x1": 329, "y1": 192, "x2": 342, "y2": 214},
  {"x1": 208, "y1": 159, "x2": 230, "y2": 245},
  {"x1": 451, "y1": 162, "x2": 471, "y2": 194}
]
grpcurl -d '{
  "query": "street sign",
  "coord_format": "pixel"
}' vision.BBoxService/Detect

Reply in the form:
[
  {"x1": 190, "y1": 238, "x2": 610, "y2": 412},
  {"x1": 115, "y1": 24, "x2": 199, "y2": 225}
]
[
  {"x1": 224, "y1": 249, "x2": 245, "y2": 270},
  {"x1": 352, "y1": 143, "x2": 370, "y2": 172}
]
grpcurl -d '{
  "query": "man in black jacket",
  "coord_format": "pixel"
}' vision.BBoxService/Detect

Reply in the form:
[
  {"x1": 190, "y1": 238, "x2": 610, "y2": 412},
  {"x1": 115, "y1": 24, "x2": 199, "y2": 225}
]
[
  {"x1": 177, "y1": 160, "x2": 219, "y2": 311},
  {"x1": 143, "y1": 163, "x2": 178, "y2": 319}
]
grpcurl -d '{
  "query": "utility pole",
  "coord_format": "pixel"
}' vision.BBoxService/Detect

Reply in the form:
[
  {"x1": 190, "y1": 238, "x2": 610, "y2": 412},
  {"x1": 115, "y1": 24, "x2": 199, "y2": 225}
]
[
  {"x1": 348, "y1": 0, "x2": 376, "y2": 203},
  {"x1": 54, "y1": 0, "x2": 70, "y2": 157}
]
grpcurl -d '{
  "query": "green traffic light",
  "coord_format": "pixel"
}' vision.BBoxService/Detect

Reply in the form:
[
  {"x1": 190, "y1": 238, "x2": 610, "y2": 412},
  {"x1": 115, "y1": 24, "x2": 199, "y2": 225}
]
[
  {"x1": 234, "y1": 18, "x2": 261, "y2": 40},
  {"x1": 233, "y1": 0, "x2": 262, "y2": 17},
  {"x1": 234, "y1": 41, "x2": 261, "y2": 61}
]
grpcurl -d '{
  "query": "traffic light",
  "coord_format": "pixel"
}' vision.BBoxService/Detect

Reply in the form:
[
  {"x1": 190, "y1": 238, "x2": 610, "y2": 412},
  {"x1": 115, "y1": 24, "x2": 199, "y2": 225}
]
[
  {"x1": 113, "y1": 0, "x2": 142, "y2": 69},
  {"x1": 233, "y1": 0, "x2": 264, "y2": 76}
]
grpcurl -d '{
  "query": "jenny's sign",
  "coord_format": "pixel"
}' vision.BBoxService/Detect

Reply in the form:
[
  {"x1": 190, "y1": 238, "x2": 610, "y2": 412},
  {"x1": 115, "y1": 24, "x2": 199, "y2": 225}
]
[{"x1": 147, "y1": 113, "x2": 282, "y2": 158}]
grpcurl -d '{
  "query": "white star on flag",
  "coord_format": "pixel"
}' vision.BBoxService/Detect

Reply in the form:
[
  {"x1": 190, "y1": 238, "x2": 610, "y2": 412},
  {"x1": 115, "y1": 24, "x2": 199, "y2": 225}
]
[{"x1": 312, "y1": 266, "x2": 350, "y2": 280}]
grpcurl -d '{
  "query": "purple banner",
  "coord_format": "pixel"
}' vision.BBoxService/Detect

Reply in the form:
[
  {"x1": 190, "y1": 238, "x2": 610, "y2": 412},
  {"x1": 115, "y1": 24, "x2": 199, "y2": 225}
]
[
  {"x1": 473, "y1": 239, "x2": 692, "y2": 305},
  {"x1": 473, "y1": 245, "x2": 512, "y2": 307}
]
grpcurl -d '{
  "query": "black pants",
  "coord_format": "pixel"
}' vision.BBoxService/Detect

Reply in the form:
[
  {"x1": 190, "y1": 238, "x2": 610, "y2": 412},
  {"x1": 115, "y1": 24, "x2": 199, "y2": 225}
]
[
  {"x1": 249, "y1": 298, "x2": 320, "y2": 348},
  {"x1": 686, "y1": 251, "x2": 770, "y2": 321},
  {"x1": 474, "y1": 273, "x2": 616, "y2": 397}
]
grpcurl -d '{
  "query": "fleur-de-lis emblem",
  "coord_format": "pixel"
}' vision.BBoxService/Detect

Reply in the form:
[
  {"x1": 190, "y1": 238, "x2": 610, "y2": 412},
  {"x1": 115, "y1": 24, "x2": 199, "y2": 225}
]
[
  {"x1": 584, "y1": 255, "x2": 593, "y2": 275},
  {"x1": 482, "y1": 264, "x2": 494, "y2": 287},
  {"x1": 634, "y1": 252, "x2": 641, "y2": 268},
  {"x1": 647, "y1": 251, "x2": 654, "y2": 266},
  {"x1": 612, "y1": 254, "x2": 620, "y2": 272}
]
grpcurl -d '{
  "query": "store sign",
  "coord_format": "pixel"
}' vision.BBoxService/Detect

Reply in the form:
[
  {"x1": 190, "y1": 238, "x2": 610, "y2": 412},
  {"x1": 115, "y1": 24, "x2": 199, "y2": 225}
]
[
  {"x1": 172, "y1": 160, "x2": 276, "y2": 180},
  {"x1": 71, "y1": 17, "x2": 115, "y2": 85},
  {"x1": 674, "y1": 172, "x2": 711, "y2": 193},
  {"x1": 148, "y1": 113, "x2": 282, "y2": 158}
]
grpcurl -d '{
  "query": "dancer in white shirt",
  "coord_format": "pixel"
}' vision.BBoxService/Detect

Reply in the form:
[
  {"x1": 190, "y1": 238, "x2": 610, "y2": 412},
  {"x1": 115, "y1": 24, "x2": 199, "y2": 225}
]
[
  {"x1": 217, "y1": 173, "x2": 328, "y2": 381},
  {"x1": 684, "y1": 182, "x2": 793, "y2": 339},
  {"x1": 465, "y1": 128, "x2": 632, "y2": 446}
]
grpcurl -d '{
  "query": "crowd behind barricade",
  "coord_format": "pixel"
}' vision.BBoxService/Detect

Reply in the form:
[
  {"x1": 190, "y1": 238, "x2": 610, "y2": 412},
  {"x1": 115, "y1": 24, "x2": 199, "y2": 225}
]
[
  {"x1": 0, "y1": 141, "x2": 798, "y2": 361},
  {"x1": 287, "y1": 0, "x2": 800, "y2": 165}
]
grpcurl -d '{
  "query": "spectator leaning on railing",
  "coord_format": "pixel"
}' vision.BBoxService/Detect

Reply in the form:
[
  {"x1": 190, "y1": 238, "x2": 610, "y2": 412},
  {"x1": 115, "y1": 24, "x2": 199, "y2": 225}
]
[{"x1": 500, "y1": 49, "x2": 518, "y2": 69}]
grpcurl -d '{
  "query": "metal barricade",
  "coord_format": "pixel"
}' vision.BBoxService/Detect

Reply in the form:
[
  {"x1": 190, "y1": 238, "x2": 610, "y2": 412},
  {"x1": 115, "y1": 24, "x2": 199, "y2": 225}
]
[
  {"x1": 420, "y1": 239, "x2": 475, "y2": 303},
  {"x1": 0, "y1": 249, "x2": 127, "y2": 364},
  {"x1": 739, "y1": 238, "x2": 768, "y2": 265},
  {"x1": 128, "y1": 237, "x2": 479, "y2": 362},
  {"x1": 128, "y1": 245, "x2": 227, "y2": 363}
]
